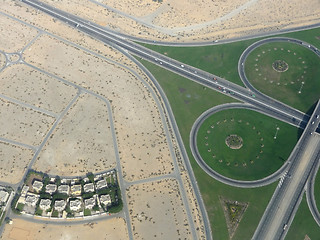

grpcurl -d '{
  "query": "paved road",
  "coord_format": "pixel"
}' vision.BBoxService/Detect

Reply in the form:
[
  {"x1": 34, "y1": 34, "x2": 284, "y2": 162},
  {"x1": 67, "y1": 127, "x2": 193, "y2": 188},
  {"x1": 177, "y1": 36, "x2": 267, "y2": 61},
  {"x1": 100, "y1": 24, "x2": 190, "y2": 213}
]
[
  {"x1": 9, "y1": 1, "x2": 320, "y2": 239},
  {"x1": 190, "y1": 102, "x2": 291, "y2": 188},
  {"x1": 21, "y1": 0, "x2": 309, "y2": 132},
  {"x1": 252, "y1": 100, "x2": 320, "y2": 240}
]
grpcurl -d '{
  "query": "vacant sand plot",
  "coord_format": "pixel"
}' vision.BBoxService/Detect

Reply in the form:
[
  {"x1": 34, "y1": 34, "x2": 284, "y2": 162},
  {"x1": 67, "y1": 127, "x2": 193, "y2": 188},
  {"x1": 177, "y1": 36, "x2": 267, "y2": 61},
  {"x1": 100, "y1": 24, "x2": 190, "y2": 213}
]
[
  {"x1": 0, "y1": 217, "x2": 128, "y2": 240},
  {"x1": 0, "y1": 141, "x2": 33, "y2": 184},
  {"x1": 23, "y1": 0, "x2": 320, "y2": 42},
  {"x1": 0, "y1": 97, "x2": 55, "y2": 146},
  {"x1": 152, "y1": 0, "x2": 248, "y2": 28},
  {"x1": 127, "y1": 178, "x2": 191, "y2": 239},
  {"x1": 0, "y1": 64, "x2": 78, "y2": 114},
  {"x1": 33, "y1": 93, "x2": 116, "y2": 176},
  {"x1": 0, "y1": 13, "x2": 38, "y2": 53},
  {"x1": 0, "y1": 52, "x2": 5, "y2": 69},
  {"x1": 99, "y1": 0, "x2": 162, "y2": 18},
  {"x1": 24, "y1": 34, "x2": 174, "y2": 181}
]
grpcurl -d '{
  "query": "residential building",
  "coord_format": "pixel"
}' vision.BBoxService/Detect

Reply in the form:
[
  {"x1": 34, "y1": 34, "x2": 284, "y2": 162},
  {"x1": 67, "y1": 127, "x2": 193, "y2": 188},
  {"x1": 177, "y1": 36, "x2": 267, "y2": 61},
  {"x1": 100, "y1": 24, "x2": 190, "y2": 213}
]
[
  {"x1": 45, "y1": 184, "x2": 57, "y2": 195},
  {"x1": 96, "y1": 179, "x2": 108, "y2": 190},
  {"x1": 70, "y1": 199, "x2": 82, "y2": 211},
  {"x1": 25, "y1": 194, "x2": 39, "y2": 207},
  {"x1": 100, "y1": 194, "x2": 111, "y2": 206},
  {"x1": 21, "y1": 186, "x2": 29, "y2": 197},
  {"x1": 39, "y1": 199, "x2": 51, "y2": 211},
  {"x1": 71, "y1": 185, "x2": 82, "y2": 196},
  {"x1": 84, "y1": 197, "x2": 95, "y2": 209},
  {"x1": 58, "y1": 185, "x2": 70, "y2": 195},
  {"x1": 54, "y1": 200, "x2": 66, "y2": 212},
  {"x1": 32, "y1": 180, "x2": 43, "y2": 192},
  {"x1": 83, "y1": 183, "x2": 94, "y2": 193},
  {"x1": 0, "y1": 190, "x2": 9, "y2": 203}
]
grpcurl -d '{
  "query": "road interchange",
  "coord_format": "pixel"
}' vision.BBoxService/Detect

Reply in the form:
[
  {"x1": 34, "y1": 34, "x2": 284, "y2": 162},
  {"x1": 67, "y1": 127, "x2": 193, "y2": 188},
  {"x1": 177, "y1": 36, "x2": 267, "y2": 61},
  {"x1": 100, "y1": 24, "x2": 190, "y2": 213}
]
[{"x1": 14, "y1": 0, "x2": 320, "y2": 239}]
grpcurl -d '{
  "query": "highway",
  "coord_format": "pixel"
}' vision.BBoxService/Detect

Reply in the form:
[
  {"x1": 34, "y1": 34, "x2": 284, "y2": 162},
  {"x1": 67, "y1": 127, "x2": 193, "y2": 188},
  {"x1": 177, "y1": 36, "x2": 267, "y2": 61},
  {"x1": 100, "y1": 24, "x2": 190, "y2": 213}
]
[
  {"x1": 14, "y1": 1, "x2": 320, "y2": 239},
  {"x1": 21, "y1": 0, "x2": 310, "y2": 131},
  {"x1": 252, "y1": 100, "x2": 320, "y2": 240}
]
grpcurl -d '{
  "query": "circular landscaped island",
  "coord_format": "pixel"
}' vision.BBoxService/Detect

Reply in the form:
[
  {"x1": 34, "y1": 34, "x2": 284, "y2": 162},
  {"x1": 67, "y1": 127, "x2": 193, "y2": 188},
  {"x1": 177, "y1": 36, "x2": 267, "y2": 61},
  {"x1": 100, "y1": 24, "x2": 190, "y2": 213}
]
[
  {"x1": 244, "y1": 41, "x2": 320, "y2": 112},
  {"x1": 196, "y1": 108, "x2": 299, "y2": 180}
]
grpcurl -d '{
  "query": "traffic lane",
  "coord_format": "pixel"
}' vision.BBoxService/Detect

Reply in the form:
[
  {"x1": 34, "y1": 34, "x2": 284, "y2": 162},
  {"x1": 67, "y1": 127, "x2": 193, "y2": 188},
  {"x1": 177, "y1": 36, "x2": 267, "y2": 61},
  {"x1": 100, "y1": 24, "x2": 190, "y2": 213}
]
[{"x1": 256, "y1": 136, "x2": 320, "y2": 240}]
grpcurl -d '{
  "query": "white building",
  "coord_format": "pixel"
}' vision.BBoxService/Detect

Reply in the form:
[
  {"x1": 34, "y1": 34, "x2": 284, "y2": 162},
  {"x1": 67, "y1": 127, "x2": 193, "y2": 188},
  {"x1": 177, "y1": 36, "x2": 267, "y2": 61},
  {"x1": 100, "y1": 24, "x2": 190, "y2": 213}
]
[
  {"x1": 25, "y1": 194, "x2": 39, "y2": 207},
  {"x1": 54, "y1": 200, "x2": 66, "y2": 212},
  {"x1": 58, "y1": 185, "x2": 70, "y2": 195},
  {"x1": 21, "y1": 186, "x2": 29, "y2": 197},
  {"x1": 69, "y1": 199, "x2": 82, "y2": 211},
  {"x1": 45, "y1": 184, "x2": 57, "y2": 194},
  {"x1": 71, "y1": 185, "x2": 82, "y2": 196},
  {"x1": 83, "y1": 183, "x2": 94, "y2": 193},
  {"x1": 0, "y1": 190, "x2": 9, "y2": 203},
  {"x1": 39, "y1": 199, "x2": 51, "y2": 211},
  {"x1": 100, "y1": 194, "x2": 111, "y2": 206},
  {"x1": 84, "y1": 197, "x2": 95, "y2": 209},
  {"x1": 96, "y1": 179, "x2": 108, "y2": 190},
  {"x1": 32, "y1": 180, "x2": 43, "y2": 192}
]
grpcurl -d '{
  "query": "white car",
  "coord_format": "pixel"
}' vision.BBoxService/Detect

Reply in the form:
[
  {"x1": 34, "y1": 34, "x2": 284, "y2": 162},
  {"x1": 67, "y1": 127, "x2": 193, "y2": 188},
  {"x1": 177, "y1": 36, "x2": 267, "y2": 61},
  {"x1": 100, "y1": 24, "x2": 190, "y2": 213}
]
[{"x1": 181, "y1": 64, "x2": 184, "y2": 68}]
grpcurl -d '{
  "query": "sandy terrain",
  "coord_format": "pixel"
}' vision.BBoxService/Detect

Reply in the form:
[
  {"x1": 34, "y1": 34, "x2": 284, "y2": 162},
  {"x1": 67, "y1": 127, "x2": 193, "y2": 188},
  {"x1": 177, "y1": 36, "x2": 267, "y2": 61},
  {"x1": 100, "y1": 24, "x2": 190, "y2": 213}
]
[
  {"x1": 23, "y1": 34, "x2": 174, "y2": 181},
  {"x1": 127, "y1": 178, "x2": 191, "y2": 239},
  {"x1": 0, "y1": 97, "x2": 55, "y2": 146},
  {"x1": 0, "y1": 217, "x2": 129, "y2": 240},
  {"x1": 0, "y1": 3, "x2": 205, "y2": 237},
  {"x1": 33, "y1": 93, "x2": 117, "y2": 176},
  {"x1": 0, "y1": 52, "x2": 5, "y2": 69},
  {"x1": 0, "y1": 13, "x2": 38, "y2": 53},
  {"x1": 0, "y1": 64, "x2": 78, "y2": 114},
  {"x1": 0, "y1": 141, "x2": 33, "y2": 184},
  {"x1": 29, "y1": 0, "x2": 320, "y2": 42}
]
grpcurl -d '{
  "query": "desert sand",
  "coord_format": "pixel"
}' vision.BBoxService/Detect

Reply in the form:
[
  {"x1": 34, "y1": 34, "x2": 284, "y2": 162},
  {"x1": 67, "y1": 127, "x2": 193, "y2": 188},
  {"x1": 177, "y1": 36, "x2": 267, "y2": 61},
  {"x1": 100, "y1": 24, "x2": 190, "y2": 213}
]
[
  {"x1": 23, "y1": 33, "x2": 174, "y2": 181},
  {"x1": 0, "y1": 64, "x2": 78, "y2": 114},
  {"x1": 0, "y1": 217, "x2": 129, "y2": 240},
  {"x1": 33, "y1": 93, "x2": 117, "y2": 176},
  {"x1": 0, "y1": 13, "x2": 38, "y2": 53},
  {"x1": 34, "y1": 0, "x2": 320, "y2": 41},
  {"x1": 0, "y1": 97, "x2": 55, "y2": 146},
  {"x1": 0, "y1": 141, "x2": 33, "y2": 184},
  {"x1": 0, "y1": 1, "x2": 206, "y2": 238},
  {"x1": 127, "y1": 178, "x2": 191, "y2": 239}
]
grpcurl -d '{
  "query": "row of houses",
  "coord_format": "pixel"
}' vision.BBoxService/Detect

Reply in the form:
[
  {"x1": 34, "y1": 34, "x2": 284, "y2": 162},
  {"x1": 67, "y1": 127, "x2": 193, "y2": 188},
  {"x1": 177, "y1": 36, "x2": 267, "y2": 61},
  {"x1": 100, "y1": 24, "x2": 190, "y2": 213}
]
[
  {"x1": 31, "y1": 178, "x2": 109, "y2": 196},
  {"x1": 20, "y1": 191, "x2": 112, "y2": 212}
]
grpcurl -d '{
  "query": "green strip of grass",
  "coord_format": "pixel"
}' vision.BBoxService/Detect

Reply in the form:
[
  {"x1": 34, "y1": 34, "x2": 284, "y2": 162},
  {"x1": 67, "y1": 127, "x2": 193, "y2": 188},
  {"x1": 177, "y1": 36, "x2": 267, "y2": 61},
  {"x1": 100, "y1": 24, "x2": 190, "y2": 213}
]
[
  {"x1": 285, "y1": 196, "x2": 320, "y2": 239},
  {"x1": 137, "y1": 59, "x2": 282, "y2": 238}
]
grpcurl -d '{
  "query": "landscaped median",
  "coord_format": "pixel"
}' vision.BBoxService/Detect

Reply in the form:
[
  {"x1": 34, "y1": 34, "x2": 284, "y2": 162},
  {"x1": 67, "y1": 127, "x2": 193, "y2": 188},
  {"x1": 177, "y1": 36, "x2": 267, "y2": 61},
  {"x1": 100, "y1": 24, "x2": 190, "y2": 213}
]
[{"x1": 11, "y1": 169, "x2": 122, "y2": 219}]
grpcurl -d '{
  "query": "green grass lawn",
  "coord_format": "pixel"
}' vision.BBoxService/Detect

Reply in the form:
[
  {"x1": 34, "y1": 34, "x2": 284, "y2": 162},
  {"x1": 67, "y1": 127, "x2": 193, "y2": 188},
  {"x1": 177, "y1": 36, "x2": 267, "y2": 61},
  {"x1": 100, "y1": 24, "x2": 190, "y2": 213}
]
[
  {"x1": 285, "y1": 196, "x2": 320, "y2": 240},
  {"x1": 244, "y1": 42, "x2": 320, "y2": 112},
  {"x1": 140, "y1": 27, "x2": 320, "y2": 112},
  {"x1": 313, "y1": 168, "x2": 320, "y2": 214},
  {"x1": 137, "y1": 58, "x2": 292, "y2": 238},
  {"x1": 197, "y1": 109, "x2": 300, "y2": 180}
]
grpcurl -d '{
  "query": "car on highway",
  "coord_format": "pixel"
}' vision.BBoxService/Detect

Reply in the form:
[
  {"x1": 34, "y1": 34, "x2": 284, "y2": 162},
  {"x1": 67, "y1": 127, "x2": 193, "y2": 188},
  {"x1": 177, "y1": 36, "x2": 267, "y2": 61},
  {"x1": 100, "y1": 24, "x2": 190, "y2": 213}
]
[{"x1": 181, "y1": 64, "x2": 184, "y2": 68}]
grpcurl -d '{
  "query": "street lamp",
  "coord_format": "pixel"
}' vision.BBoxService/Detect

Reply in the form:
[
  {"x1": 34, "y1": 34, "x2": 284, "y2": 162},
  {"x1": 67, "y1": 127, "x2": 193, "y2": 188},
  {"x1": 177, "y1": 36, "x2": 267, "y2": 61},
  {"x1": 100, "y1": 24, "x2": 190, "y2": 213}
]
[{"x1": 274, "y1": 127, "x2": 280, "y2": 139}]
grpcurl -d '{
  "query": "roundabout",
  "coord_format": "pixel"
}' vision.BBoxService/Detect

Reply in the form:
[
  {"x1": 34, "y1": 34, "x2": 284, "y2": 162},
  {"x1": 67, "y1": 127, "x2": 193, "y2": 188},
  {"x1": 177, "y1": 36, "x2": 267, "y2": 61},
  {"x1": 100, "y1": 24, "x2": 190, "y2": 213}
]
[
  {"x1": 239, "y1": 38, "x2": 320, "y2": 112},
  {"x1": 190, "y1": 103, "x2": 300, "y2": 186}
]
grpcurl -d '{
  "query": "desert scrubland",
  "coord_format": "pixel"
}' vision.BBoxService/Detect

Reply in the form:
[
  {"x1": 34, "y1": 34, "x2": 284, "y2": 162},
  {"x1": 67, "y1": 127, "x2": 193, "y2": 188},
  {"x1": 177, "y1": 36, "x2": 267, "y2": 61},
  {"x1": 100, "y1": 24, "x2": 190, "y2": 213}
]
[
  {"x1": 0, "y1": 217, "x2": 129, "y2": 240},
  {"x1": 33, "y1": 93, "x2": 117, "y2": 176}
]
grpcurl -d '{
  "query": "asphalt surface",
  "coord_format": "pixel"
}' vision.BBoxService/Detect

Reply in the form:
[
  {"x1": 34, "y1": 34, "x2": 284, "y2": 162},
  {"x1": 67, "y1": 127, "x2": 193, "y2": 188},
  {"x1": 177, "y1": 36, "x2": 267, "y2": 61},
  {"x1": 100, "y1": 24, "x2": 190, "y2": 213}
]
[
  {"x1": 6, "y1": 1, "x2": 320, "y2": 239},
  {"x1": 252, "y1": 100, "x2": 320, "y2": 240}
]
